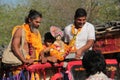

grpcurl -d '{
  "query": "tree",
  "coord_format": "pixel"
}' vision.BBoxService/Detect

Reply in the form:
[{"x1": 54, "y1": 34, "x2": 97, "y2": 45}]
[{"x1": 0, "y1": 0, "x2": 120, "y2": 45}]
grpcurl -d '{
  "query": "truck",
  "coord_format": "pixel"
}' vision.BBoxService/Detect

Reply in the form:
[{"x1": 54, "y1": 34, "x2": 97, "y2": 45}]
[{"x1": 93, "y1": 21, "x2": 120, "y2": 58}]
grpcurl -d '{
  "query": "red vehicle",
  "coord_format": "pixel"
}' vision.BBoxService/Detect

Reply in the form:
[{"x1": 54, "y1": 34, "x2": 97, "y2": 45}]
[{"x1": 93, "y1": 21, "x2": 120, "y2": 54}]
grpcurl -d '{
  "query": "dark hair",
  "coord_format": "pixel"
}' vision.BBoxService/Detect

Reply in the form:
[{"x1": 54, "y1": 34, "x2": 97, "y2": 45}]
[
  {"x1": 82, "y1": 50, "x2": 106, "y2": 77},
  {"x1": 44, "y1": 32, "x2": 55, "y2": 43},
  {"x1": 25, "y1": 9, "x2": 42, "y2": 23},
  {"x1": 74, "y1": 8, "x2": 87, "y2": 19}
]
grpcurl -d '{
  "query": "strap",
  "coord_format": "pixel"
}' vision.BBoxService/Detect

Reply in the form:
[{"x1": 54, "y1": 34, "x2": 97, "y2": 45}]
[
  {"x1": 6, "y1": 35, "x2": 13, "y2": 50},
  {"x1": 7, "y1": 26, "x2": 21, "y2": 49},
  {"x1": 21, "y1": 28, "x2": 26, "y2": 57},
  {"x1": 7, "y1": 26, "x2": 26, "y2": 58},
  {"x1": 21, "y1": 28, "x2": 25, "y2": 48}
]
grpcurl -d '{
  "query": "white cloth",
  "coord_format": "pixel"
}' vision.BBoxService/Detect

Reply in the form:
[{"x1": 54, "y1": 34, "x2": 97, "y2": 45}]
[
  {"x1": 64, "y1": 22, "x2": 95, "y2": 58},
  {"x1": 86, "y1": 72, "x2": 113, "y2": 80}
]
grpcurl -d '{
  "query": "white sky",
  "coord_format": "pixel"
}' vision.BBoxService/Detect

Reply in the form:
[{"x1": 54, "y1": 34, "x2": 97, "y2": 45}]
[{"x1": 0, "y1": 0, "x2": 28, "y2": 7}]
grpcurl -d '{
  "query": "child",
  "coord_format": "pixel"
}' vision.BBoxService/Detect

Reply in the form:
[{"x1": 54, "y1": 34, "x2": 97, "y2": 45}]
[
  {"x1": 82, "y1": 50, "x2": 112, "y2": 80},
  {"x1": 40, "y1": 32, "x2": 57, "y2": 63}
]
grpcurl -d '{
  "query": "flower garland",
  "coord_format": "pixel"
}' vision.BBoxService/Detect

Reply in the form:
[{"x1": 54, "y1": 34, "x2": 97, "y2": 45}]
[
  {"x1": 69, "y1": 24, "x2": 82, "y2": 52},
  {"x1": 50, "y1": 43, "x2": 69, "y2": 61},
  {"x1": 23, "y1": 24, "x2": 43, "y2": 60},
  {"x1": 71, "y1": 24, "x2": 82, "y2": 36}
]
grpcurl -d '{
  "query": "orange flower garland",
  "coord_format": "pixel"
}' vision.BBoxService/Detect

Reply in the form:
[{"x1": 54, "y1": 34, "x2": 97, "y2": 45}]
[
  {"x1": 50, "y1": 43, "x2": 69, "y2": 61},
  {"x1": 69, "y1": 25, "x2": 82, "y2": 52},
  {"x1": 23, "y1": 24, "x2": 43, "y2": 60},
  {"x1": 71, "y1": 24, "x2": 82, "y2": 36}
]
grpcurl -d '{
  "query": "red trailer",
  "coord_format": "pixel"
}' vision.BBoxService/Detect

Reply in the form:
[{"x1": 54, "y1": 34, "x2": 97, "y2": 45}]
[{"x1": 93, "y1": 21, "x2": 120, "y2": 54}]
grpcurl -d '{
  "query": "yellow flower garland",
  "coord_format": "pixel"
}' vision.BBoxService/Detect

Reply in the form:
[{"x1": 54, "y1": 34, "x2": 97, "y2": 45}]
[
  {"x1": 23, "y1": 24, "x2": 43, "y2": 60},
  {"x1": 50, "y1": 43, "x2": 69, "y2": 61},
  {"x1": 71, "y1": 24, "x2": 82, "y2": 36},
  {"x1": 69, "y1": 24, "x2": 82, "y2": 52}
]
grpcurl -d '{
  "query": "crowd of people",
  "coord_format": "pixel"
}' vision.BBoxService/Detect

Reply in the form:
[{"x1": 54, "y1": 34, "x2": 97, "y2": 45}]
[{"x1": 1, "y1": 8, "x2": 115, "y2": 80}]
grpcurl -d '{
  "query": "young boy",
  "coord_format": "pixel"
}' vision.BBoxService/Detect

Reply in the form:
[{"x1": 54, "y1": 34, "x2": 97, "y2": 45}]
[{"x1": 41, "y1": 32, "x2": 57, "y2": 63}]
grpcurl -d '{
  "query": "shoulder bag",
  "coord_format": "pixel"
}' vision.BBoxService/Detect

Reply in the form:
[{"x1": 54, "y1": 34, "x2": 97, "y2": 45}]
[{"x1": 2, "y1": 27, "x2": 26, "y2": 66}]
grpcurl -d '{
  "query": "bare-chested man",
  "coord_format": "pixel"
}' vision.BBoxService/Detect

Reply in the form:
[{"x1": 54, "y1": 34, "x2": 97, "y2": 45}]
[{"x1": 12, "y1": 9, "x2": 43, "y2": 65}]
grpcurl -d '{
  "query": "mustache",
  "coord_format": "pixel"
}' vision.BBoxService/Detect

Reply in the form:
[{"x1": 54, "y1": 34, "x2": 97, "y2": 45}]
[
  {"x1": 30, "y1": 23, "x2": 39, "y2": 28},
  {"x1": 78, "y1": 23, "x2": 85, "y2": 26},
  {"x1": 30, "y1": 24, "x2": 38, "y2": 33}
]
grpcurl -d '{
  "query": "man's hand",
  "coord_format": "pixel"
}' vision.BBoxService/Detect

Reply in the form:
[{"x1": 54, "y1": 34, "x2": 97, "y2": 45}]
[
  {"x1": 24, "y1": 59, "x2": 34, "y2": 65},
  {"x1": 47, "y1": 56, "x2": 57, "y2": 63},
  {"x1": 44, "y1": 47, "x2": 50, "y2": 53},
  {"x1": 41, "y1": 57, "x2": 47, "y2": 63},
  {"x1": 75, "y1": 49, "x2": 82, "y2": 59}
]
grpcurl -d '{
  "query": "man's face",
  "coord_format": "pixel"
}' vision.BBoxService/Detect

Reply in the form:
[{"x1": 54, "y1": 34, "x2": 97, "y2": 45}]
[
  {"x1": 30, "y1": 17, "x2": 42, "y2": 29},
  {"x1": 75, "y1": 16, "x2": 86, "y2": 28}
]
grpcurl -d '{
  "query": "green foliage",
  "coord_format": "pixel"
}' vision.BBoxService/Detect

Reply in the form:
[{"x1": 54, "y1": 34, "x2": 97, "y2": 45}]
[
  {"x1": 96, "y1": 0, "x2": 120, "y2": 23},
  {"x1": 0, "y1": 4, "x2": 30, "y2": 45},
  {"x1": 0, "y1": 0, "x2": 120, "y2": 45}
]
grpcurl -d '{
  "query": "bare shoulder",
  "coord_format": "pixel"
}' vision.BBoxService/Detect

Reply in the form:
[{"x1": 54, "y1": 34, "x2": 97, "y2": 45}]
[
  {"x1": 12, "y1": 28, "x2": 23, "y2": 44},
  {"x1": 13, "y1": 28, "x2": 22, "y2": 38}
]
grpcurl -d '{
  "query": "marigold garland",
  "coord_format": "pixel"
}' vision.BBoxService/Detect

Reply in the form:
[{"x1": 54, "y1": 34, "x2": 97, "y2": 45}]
[
  {"x1": 23, "y1": 24, "x2": 43, "y2": 60},
  {"x1": 69, "y1": 24, "x2": 82, "y2": 52},
  {"x1": 71, "y1": 24, "x2": 82, "y2": 36},
  {"x1": 50, "y1": 43, "x2": 69, "y2": 61}
]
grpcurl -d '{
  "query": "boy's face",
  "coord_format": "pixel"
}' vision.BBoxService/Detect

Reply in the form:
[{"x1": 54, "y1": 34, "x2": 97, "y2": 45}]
[{"x1": 46, "y1": 42, "x2": 52, "y2": 47}]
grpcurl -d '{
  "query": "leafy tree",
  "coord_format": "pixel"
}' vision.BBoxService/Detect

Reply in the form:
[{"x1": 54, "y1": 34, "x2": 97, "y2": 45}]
[{"x1": 0, "y1": 0, "x2": 120, "y2": 45}]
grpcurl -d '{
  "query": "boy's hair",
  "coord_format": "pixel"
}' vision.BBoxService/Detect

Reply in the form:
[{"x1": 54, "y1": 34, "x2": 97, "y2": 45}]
[
  {"x1": 82, "y1": 50, "x2": 106, "y2": 77},
  {"x1": 44, "y1": 32, "x2": 55, "y2": 43}
]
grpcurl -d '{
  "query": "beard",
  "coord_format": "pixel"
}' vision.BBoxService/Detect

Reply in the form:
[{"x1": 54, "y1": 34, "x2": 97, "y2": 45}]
[
  {"x1": 29, "y1": 23, "x2": 38, "y2": 33},
  {"x1": 74, "y1": 22, "x2": 85, "y2": 29},
  {"x1": 78, "y1": 23, "x2": 85, "y2": 27}
]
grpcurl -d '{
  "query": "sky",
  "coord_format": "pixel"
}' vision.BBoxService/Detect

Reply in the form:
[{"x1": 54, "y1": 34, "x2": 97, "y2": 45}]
[{"x1": 0, "y1": 0, "x2": 28, "y2": 8}]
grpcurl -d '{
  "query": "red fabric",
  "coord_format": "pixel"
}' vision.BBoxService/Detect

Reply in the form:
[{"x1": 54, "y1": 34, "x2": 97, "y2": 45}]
[
  {"x1": 25, "y1": 62, "x2": 64, "y2": 72},
  {"x1": 66, "y1": 60, "x2": 82, "y2": 71},
  {"x1": 105, "y1": 59, "x2": 117, "y2": 64},
  {"x1": 25, "y1": 59, "x2": 117, "y2": 72},
  {"x1": 26, "y1": 63, "x2": 43, "y2": 72},
  {"x1": 50, "y1": 73, "x2": 63, "y2": 80},
  {"x1": 24, "y1": 59, "x2": 117, "y2": 80}
]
